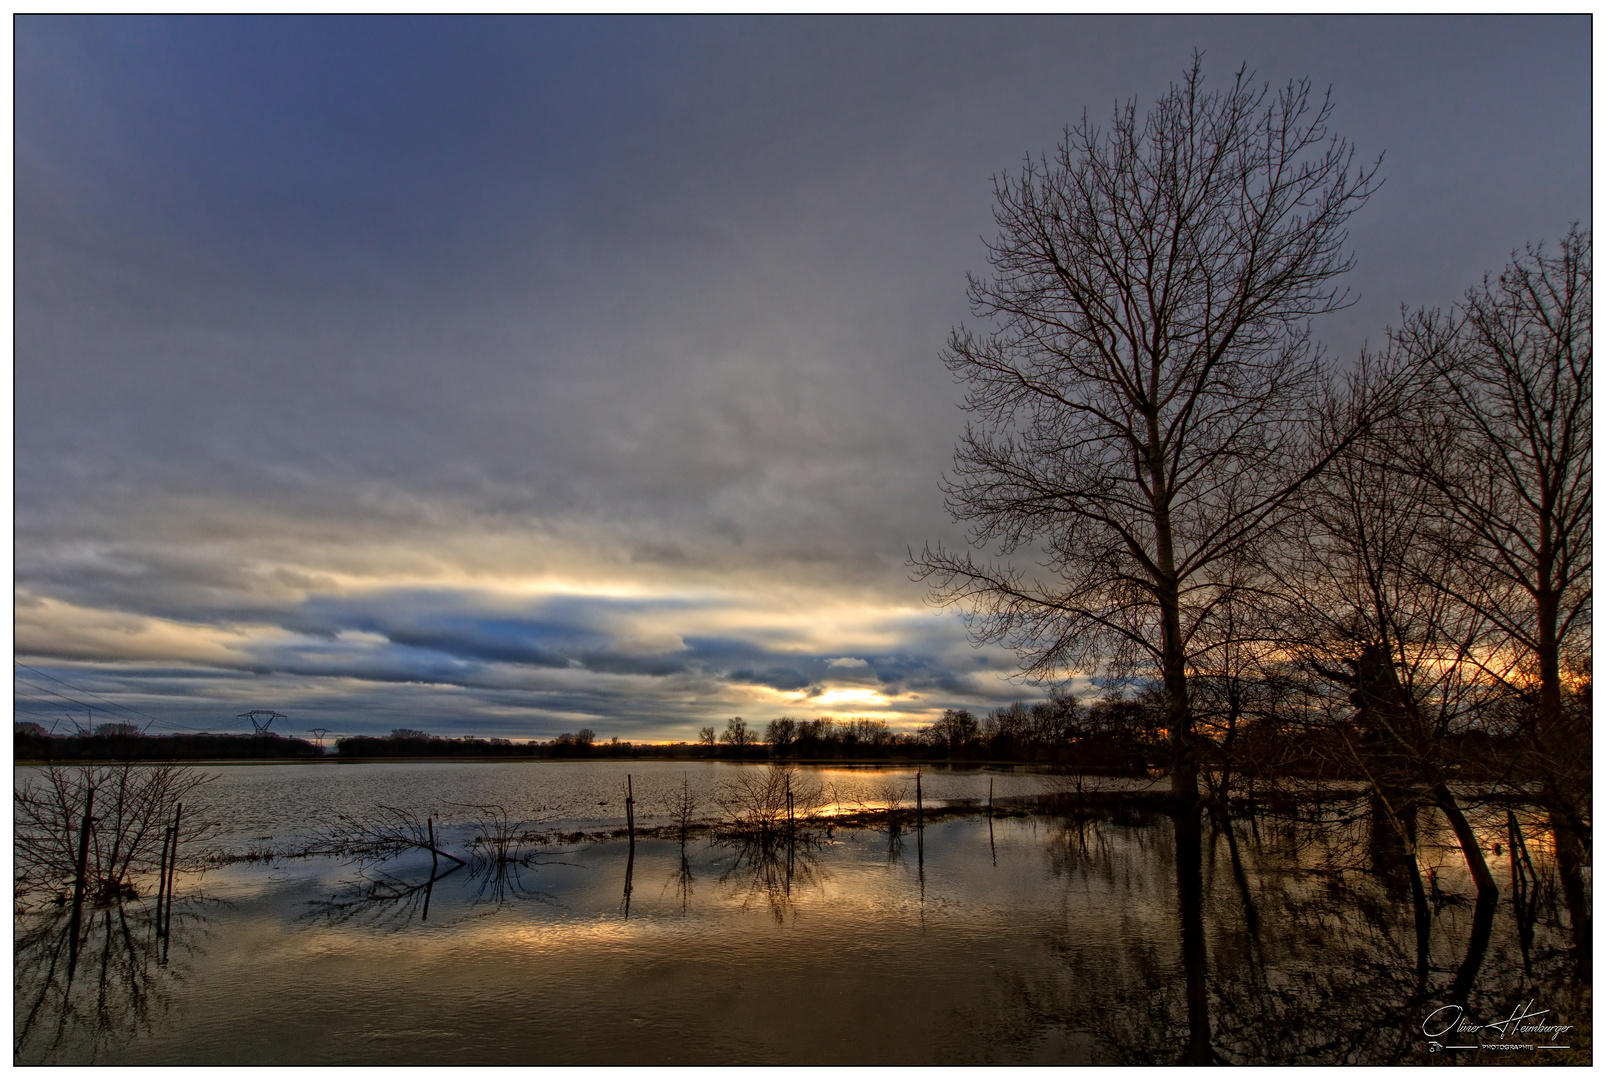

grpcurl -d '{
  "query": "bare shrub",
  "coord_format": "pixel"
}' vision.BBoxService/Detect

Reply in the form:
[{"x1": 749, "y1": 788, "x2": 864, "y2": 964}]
[
  {"x1": 715, "y1": 764, "x2": 823, "y2": 838},
  {"x1": 663, "y1": 774, "x2": 702, "y2": 841},
  {"x1": 461, "y1": 803, "x2": 535, "y2": 866},
  {"x1": 842, "y1": 775, "x2": 913, "y2": 832},
  {"x1": 312, "y1": 805, "x2": 463, "y2": 867},
  {"x1": 14, "y1": 762, "x2": 212, "y2": 909}
]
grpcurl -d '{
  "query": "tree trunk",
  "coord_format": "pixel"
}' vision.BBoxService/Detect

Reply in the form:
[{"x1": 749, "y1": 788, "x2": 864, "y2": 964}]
[
  {"x1": 1548, "y1": 799, "x2": 1592, "y2": 981},
  {"x1": 1155, "y1": 571, "x2": 1196, "y2": 804},
  {"x1": 1432, "y1": 782, "x2": 1497, "y2": 898},
  {"x1": 1173, "y1": 807, "x2": 1212, "y2": 1063}
]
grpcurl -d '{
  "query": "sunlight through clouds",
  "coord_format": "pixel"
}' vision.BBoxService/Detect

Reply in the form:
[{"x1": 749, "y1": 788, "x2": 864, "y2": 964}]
[{"x1": 14, "y1": 17, "x2": 1589, "y2": 740}]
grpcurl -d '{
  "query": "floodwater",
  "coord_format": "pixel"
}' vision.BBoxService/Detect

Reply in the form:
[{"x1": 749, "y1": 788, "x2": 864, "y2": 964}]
[{"x1": 13, "y1": 761, "x2": 1590, "y2": 1065}]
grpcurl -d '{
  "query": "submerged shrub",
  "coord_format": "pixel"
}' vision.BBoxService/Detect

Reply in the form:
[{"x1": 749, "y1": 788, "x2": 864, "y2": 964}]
[
  {"x1": 15, "y1": 762, "x2": 210, "y2": 908},
  {"x1": 714, "y1": 764, "x2": 823, "y2": 838}
]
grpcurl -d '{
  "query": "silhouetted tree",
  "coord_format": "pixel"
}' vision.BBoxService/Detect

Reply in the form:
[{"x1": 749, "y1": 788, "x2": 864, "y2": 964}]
[
  {"x1": 914, "y1": 56, "x2": 1380, "y2": 803},
  {"x1": 715, "y1": 763, "x2": 821, "y2": 839},
  {"x1": 1272, "y1": 344, "x2": 1502, "y2": 898},
  {"x1": 765, "y1": 717, "x2": 798, "y2": 757},
  {"x1": 925, "y1": 708, "x2": 981, "y2": 755},
  {"x1": 1401, "y1": 228, "x2": 1593, "y2": 967},
  {"x1": 720, "y1": 716, "x2": 753, "y2": 750}
]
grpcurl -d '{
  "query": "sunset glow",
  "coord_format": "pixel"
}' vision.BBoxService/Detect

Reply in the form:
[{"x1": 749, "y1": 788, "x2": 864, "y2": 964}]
[{"x1": 13, "y1": 17, "x2": 1589, "y2": 745}]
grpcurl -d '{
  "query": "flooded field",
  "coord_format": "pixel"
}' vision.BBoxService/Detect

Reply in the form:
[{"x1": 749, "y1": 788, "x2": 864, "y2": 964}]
[{"x1": 14, "y1": 761, "x2": 1590, "y2": 1065}]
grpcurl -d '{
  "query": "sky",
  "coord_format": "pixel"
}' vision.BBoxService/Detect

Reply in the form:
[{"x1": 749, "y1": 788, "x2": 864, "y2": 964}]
[{"x1": 13, "y1": 16, "x2": 1592, "y2": 742}]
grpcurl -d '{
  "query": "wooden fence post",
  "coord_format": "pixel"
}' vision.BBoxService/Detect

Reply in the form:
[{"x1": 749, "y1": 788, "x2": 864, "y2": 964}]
[
  {"x1": 156, "y1": 821, "x2": 173, "y2": 921},
  {"x1": 69, "y1": 785, "x2": 96, "y2": 965},
  {"x1": 163, "y1": 803, "x2": 183, "y2": 939}
]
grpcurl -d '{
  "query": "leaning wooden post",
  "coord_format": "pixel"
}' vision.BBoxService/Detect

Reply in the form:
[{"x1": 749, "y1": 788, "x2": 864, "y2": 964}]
[
  {"x1": 69, "y1": 785, "x2": 96, "y2": 964},
  {"x1": 988, "y1": 777, "x2": 994, "y2": 818},
  {"x1": 428, "y1": 816, "x2": 439, "y2": 877},
  {"x1": 916, "y1": 770, "x2": 923, "y2": 827},
  {"x1": 1510, "y1": 812, "x2": 1539, "y2": 886}
]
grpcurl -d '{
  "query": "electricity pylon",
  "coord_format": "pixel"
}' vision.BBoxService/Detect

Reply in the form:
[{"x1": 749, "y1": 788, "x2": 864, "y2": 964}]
[{"x1": 238, "y1": 710, "x2": 287, "y2": 736}]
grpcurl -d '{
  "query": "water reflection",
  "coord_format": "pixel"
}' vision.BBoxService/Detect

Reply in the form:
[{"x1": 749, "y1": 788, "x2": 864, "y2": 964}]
[
  {"x1": 715, "y1": 835, "x2": 825, "y2": 925},
  {"x1": 14, "y1": 782, "x2": 1588, "y2": 1066},
  {"x1": 1034, "y1": 797, "x2": 1584, "y2": 1064},
  {"x1": 14, "y1": 897, "x2": 207, "y2": 1064},
  {"x1": 660, "y1": 840, "x2": 696, "y2": 914},
  {"x1": 302, "y1": 842, "x2": 588, "y2": 932},
  {"x1": 304, "y1": 863, "x2": 466, "y2": 930},
  {"x1": 1174, "y1": 808, "x2": 1213, "y2": 1064}
]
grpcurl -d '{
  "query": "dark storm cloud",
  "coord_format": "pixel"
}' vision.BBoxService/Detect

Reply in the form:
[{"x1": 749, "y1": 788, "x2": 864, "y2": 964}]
[{"x1": 14, "y1": 16, "x2": 1590, "y2": 737}]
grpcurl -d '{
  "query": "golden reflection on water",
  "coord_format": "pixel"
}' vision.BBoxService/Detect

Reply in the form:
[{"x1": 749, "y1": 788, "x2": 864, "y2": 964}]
[{"x1": 14, "y1": 795, "x2": 1590, "y2": 1067}]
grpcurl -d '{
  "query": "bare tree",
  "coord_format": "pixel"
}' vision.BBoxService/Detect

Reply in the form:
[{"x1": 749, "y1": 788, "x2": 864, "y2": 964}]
[
  {"x1": 311, "y1": 805, "x2": 465, "y2": 868},
  {"x1": 720, "y1": 716, "x2": 753, "y2": 750},
  {"x1": 663, "y1": 774, "x2": 702, "y2": 842},
  {"x1": 764, "y1": 717, "x2": 798, "y2": 757},
  {"x1": 715, "y1": 763, "x2": 823, "y2": 839},
  {"x1": 1420, "y1": 231, "x2": 1590, "y2": 768},
  {"x1": 1276, "y1": 348, "x2": 1505, "y2": 903},
  {"x1": 1184, "y1": 554, "x2": 1296, "y2": 803},
  {"x1": 914, "y1": 56, "x2": 1379, "y2": 801},
  {"x1": 698, "y1": 725, "x2": 717, "y2": 750},
  {"x1": 1400, "y1": 228, "x2": 1592, "y2": 965}
]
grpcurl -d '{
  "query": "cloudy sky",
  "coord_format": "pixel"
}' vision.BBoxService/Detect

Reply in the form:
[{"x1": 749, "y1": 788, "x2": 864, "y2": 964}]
[{"x1": 14, "y1": 16, "x2": 1591, "y2": 741}]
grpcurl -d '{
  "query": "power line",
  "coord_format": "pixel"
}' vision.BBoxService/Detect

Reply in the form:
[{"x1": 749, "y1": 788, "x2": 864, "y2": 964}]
[
  {"x1": 12, "y1": 700, "x2": 78, "y2": 725},
  {"x1": 12, "y1": 663, "x2": 213, "y2": 733},
  {"x1": 14, "y1": 663, "x2": 167, "y2": 724},
  {"x1": 13, "y1": 677, "x2": 156, "y2": 730},
  {"x1": 13, "y1": 676, "x2": 111, "y2": 719},
  {"x1": 13, "y1": 698, "x2": 82, "y2": 721}
]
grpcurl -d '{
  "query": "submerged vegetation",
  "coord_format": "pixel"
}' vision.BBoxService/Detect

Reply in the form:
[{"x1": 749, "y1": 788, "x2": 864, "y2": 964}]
[
  {"x1": 13, "y1": 762, "x2": 1589, "y2": 1066},
  {"x1": 14, "y1": 761, "x2": 213, "y2": 909}
]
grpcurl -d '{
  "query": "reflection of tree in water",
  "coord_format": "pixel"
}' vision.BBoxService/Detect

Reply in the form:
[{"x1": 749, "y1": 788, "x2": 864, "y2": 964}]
[
  {"x1": 303, "y1": 863, "x2": 464, "y2": 930},
  {"x1": 715, "y1": 836, "x2": 825, "y2": 925},
  {"x1": 1014, "y1": 801, "x2": 1585, "y2": 1064},
  {"x1": 660, "y1": 839, "x2": 697, "y2": 914},
  {"x1": 303, "y1": 801, "x2": 580, "y2": 928},
  {"x1": 14, "y1": 761, "x2": 216, "y2": 1065},
  {"x1": 14, "y1": 897, "x2": 209, "y2": 1065},
  {"x1": 303, "y1": 849, "x2": 577, "y2": 931}
]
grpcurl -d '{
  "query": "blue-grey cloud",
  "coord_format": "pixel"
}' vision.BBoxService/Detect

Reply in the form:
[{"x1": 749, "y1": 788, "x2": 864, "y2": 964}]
[{"x1": 14, "y1": 16, "x2": 1590, "y2": 738}]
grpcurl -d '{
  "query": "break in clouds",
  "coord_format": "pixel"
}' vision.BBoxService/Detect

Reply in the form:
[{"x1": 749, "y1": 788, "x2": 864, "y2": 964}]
[{"x1": 14, "y1": 17, "x2": 1591, "y2": 739}]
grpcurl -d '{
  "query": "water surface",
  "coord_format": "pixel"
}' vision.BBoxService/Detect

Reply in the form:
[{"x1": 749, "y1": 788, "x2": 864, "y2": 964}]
[{"x1": 13, "y1": 761, "x2": 1587, "y2": 1065}]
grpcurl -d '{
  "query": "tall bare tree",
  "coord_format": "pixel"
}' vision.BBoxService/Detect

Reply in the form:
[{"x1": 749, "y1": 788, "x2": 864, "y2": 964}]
[
  {"x1": 914, "y1": 57, "x2": 1379, "y2": 802},
  {"x1": 1401, "y1": 228, "x2": 1592, "y2": 965},
  {"x1": 1277, "y1": 347, "x2": 1504, "y2": 904}
]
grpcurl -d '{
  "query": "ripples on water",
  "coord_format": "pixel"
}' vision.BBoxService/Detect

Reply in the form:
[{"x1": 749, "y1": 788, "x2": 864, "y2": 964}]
[
  {"x1": 154, "y1": 759, "x2": 1081, "y2": 849},
  {"x1": 13, "y1": 761, "x2": 1589, "y2": 1065}
]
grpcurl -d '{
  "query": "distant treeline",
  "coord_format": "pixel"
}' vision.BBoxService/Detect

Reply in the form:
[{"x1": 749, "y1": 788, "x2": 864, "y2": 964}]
[
  {"x1": 12, "y1": 695, "x2": 1529, "y2": 781},
  {"x1": 13, "y1": 725, "x2": 323, "y2": 761}
]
